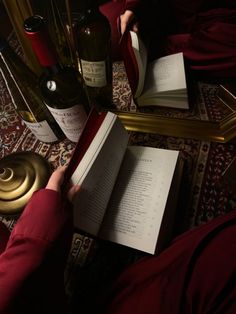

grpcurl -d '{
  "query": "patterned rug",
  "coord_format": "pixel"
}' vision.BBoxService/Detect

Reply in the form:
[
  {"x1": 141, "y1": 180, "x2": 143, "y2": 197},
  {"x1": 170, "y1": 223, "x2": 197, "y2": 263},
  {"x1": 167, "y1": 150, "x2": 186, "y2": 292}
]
[{"x1": 0, "y1": 33, "x2": 236, "y2": 312}]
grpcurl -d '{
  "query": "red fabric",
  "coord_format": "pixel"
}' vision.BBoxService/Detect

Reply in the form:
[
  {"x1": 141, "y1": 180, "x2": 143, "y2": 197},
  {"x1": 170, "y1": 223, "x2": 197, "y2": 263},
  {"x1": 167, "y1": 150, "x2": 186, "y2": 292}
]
[
  {"x1": 0, "y1": 222, "x2": 10, "y2": 254},
  {"x1": 108, "y1": 209, "x2": 236, "y2": 313},
  {"x1": 0, "y1": 189, "x2": 73, "y2": 314},
  {"x1": 99, "y1": 0, "x2": 140, "y2": 60},
  {"x1": 1, "y1": 172, "x2": 236, "y2": 313},
  {"x1": 164, "y1": 7, "x2": 236, "y2": 78},
  {"x1": 147, "y1": 1, "x2": 236, "y2": 78}
]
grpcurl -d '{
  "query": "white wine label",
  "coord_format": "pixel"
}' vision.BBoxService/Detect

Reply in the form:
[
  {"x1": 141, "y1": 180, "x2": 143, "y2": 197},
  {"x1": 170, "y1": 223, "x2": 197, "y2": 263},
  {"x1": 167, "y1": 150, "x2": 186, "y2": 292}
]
[
  {"x1": 46, "y1": 104, "x2": 87, "y2": 142},
  {"x1": 23, "y1": 120, "x2": 58, "y2": 143},
  {"x1": 81, "y1": 60, "x2": 107, "y2": 87}
]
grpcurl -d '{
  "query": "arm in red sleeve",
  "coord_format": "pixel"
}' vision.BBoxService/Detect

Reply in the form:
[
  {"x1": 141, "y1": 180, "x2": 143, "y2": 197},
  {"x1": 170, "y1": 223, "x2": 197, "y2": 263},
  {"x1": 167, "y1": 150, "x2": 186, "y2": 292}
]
[{"x1": 0, "y1": 189, "x2": 72, "y2": 312}]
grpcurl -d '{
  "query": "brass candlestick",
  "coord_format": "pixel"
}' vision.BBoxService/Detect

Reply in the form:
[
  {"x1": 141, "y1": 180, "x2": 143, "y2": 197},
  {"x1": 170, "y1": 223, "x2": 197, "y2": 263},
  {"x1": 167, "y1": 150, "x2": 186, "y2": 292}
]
[{"x1": 0, "y1": 152, "x2": 51, "y2": 215}]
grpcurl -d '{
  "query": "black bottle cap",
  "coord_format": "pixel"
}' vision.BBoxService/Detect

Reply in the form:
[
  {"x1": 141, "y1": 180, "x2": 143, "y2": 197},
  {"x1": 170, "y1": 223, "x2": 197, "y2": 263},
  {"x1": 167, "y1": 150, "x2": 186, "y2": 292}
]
[{"x1": 23, "y1": 15, "x2": 45, "y2": 33}]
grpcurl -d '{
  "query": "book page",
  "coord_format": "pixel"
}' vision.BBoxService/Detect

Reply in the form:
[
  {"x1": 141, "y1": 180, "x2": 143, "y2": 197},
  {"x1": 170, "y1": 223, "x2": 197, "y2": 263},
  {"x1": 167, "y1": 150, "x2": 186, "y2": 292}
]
[
  {"x1": 72, "y1": 113, "x2": 129, "y2": 236},
  {"x1": 141, "y1": 52, "x2": 186, "y2": 95},
  {"x1": 99, "y1": 146, "x2": 179, "y2": 254},
  {"x1": 130, "y1": 31, "x2": 148, "y2": 98}
]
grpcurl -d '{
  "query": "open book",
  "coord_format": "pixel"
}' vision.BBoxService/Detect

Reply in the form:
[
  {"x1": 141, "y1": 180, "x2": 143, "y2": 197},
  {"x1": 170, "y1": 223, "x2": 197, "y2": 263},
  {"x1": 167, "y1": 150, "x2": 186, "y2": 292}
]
[
  {"x1": 64, "y1": 109, "x2": 183, "y2": 254},
  {"x1": 120, "y1": 30, "x2": 189, "y2": 109}
]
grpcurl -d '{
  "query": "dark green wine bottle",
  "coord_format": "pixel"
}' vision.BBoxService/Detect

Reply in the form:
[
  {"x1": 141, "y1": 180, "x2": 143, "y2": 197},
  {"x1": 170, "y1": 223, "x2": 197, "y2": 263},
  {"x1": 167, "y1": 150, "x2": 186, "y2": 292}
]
[
  {"x1": 23, "y1": 15, "x2": 90, "y2": 143},
  {"x1": 0, "y1": 38, "x2": 64, "y2": 143},
  {"x1": 76, "y1": 0, "x2": 113, "y2": 109}
]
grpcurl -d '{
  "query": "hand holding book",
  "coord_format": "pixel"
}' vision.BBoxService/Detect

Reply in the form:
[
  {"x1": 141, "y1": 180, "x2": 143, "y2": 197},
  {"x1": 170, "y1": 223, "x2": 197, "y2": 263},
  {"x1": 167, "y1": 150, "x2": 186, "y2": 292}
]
[
  {"x1": 119, "y1": 10, "x2": 138, "y2": 36},
  {"x1": 64, "y1": 109, "x2": 183, "y2": 254}
]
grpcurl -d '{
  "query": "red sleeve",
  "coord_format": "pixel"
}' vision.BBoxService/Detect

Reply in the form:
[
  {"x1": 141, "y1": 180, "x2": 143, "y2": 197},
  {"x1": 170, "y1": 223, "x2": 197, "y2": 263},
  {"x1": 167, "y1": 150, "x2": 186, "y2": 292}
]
[
  {"x1": 0, "y1": 189, "x2": 71, "y2": 312},
  {"x1": 0, "y1": 222, "x2": 10, "y2": 254},
  {"x1": 108, "y1": 210, "x2": 236, "y2": 314}
]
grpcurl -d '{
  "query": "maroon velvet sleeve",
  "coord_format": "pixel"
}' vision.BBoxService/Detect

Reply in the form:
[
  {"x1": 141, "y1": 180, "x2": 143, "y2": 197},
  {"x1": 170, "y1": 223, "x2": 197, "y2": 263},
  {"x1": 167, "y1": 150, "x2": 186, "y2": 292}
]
[
  {"x1": 0, "y1": 189, "x2": 71, "y2": 312},
  {"x1": 0, "y1": 222, "x2": 10, "y2": 254},
  {"x1": 107, "y1": 209, "x2": 236, "y2": 313}
]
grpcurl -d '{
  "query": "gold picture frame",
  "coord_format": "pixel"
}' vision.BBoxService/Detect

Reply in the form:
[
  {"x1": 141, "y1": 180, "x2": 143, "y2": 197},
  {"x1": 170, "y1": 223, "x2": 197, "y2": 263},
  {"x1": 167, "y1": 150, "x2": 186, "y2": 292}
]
[{"x1": 115, "y1": 108, "x2": 236, "y2": 143}]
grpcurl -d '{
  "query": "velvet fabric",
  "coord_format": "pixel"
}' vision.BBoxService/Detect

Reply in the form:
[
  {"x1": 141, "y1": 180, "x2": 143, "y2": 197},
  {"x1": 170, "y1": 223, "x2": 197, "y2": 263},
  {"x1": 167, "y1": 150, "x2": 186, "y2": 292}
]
[
  {"x1": 100, "y1": 0, "x2": 236, "y2": 77},
  {"x1": 163, "y1": 7, "x2": 236, "y2": 78},
  {"x1": 0, "y1": 186, "x2": 235, "y2": 313},
  {"x1": 146, "y1": 0, "x2": 236, "y2": 78},
  {"x1": 107, "y1": 209, "x2": 236, "y2": 313},
  {"x1": 0, "y1": 223, "x2": 10, "y2": 255},
  {"x1": 0, "y1": 189, "x2": 73, "y2": 314}
]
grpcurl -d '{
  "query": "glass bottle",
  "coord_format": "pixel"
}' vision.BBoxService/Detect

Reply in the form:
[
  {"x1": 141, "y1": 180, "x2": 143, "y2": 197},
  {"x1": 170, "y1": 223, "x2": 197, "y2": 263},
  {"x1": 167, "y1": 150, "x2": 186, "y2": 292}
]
[
  {"x1": 0, "y1": 38, "x2": 64, "y2": 143},
  {"x1": 76, "y1": 0, "x2": 113, "y2": 109},
  {"x1": 43, "y1": 0, "x2": 77, "y2": 68},
  {"x1": 23, "y1": 15, "x2": 90, "y2": 143}
]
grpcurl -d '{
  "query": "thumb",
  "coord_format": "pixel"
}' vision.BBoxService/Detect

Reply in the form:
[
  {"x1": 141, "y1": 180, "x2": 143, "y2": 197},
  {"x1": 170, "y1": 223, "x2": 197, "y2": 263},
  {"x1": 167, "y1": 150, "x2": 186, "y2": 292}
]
[
  {"x1": 46, "y1": 166, "x2": 67, "y2": 192},
  {"x1": 67, "y1": 184, "x2": 81, "y2": 203}
]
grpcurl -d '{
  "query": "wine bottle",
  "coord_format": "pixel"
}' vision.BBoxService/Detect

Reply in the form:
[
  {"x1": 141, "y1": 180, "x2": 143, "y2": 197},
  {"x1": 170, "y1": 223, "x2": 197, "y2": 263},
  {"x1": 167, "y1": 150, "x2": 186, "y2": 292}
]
[
  {"x1": 75, "y1": 0, "x2": 113, "y2": 109},
  {"x1": 23, "y1": 15, "x2": 90, "y2": 143},
  {"x1": 0, "y1": 38, "x2": 64, "y2": 143},
  {"x1": 42, "y1": 0, "x2": 77, "y2": 68}
]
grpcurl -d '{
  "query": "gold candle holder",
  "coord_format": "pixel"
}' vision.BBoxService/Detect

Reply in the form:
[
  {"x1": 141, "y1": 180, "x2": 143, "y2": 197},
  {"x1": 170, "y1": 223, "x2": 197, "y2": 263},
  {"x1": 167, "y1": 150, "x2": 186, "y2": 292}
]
[{"x1": 0, "y1": 151, "x2": 51, "y2": 215}]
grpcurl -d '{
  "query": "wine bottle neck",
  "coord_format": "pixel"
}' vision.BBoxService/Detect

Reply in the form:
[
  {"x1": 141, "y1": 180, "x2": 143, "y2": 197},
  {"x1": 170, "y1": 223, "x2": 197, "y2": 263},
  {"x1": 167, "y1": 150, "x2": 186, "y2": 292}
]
[
  {"x1": 24, "y1": 16, "x2": 59, "y2": 69},
  {"x1": 43, "y1": 63, "x2": 62, "y2": 76},
  {"x1": 77, "y1": 7, "x2": 105, "y2": 26},
  {"x1": 0, "y1": 40, "x2": 33, "y2": 79}
]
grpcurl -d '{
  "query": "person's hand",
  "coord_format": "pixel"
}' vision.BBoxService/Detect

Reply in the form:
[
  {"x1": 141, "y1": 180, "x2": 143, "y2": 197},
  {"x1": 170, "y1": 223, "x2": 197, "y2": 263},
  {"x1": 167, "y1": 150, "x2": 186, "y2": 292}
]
[
  {"x1": 45, "y1": 166, "x2": 80, "y2": 202},
  {"x1": 46, "y1": 166, "x2": 66, "y2": 192},
  {"x1": 119, "y1": 10, "x2": 138, "y2": 35},
  {"x1": 67, "y1": 184, "x2": 80, "y2": 203}
]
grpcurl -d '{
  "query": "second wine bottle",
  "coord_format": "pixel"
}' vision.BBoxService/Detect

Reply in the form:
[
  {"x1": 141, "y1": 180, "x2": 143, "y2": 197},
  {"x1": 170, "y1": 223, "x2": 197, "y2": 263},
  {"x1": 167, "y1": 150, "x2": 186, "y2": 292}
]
[
  {"x1": 75, "y1": 0, "x2": 113, "y2": 109},
  {"x1": 23, "y1": 15, "x2": 90, "y2": 143}
]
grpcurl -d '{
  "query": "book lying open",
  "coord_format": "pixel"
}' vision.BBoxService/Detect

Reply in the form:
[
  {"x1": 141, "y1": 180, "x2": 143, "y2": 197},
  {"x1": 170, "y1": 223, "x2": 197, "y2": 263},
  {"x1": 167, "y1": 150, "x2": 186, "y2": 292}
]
[
  {"x1": 120, "y1": 30, "x2": 189, "y2": 109},
  {"x1": 64, "y1": 109, "x2": 183, "y2": 254}
]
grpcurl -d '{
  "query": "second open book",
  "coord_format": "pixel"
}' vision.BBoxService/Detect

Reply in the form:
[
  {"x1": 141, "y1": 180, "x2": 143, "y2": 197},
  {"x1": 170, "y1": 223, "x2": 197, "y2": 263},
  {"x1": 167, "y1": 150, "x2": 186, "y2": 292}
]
[
  {"x1": 64, "y1": 109, "x2": 183, "y2": 254},
  {"x1": 120, "y1": 30, "x2": 189, "y2": 109}
]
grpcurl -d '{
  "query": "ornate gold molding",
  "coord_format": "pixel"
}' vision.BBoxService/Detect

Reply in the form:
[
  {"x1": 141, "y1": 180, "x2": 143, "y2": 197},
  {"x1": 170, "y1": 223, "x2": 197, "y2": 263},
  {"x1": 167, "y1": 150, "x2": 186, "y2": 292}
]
[{"x1": 115, "y1": 110, "x2": 236, "y2": 143}]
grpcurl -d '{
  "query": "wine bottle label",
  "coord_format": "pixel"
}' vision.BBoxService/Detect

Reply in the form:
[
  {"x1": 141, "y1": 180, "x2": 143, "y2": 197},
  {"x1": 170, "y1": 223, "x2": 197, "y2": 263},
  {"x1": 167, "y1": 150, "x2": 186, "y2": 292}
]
[
  {"x1": 23, "y1": 120, "x2": 58, "y2": 143},
  {"x1": 46, "y1": 104, "x2": 87, "y2": 142},
  {"x1": 81, "y1": 60, "x2": 107, "y2": 87}
]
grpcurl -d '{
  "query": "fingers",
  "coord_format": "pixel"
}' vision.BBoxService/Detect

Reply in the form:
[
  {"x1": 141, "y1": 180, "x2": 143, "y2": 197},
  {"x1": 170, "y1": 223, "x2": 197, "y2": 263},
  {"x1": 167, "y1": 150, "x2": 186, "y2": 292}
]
[
  {"x1": 132, "y1": 22, "x2": 139, "y2": 33},
  {"x1": 45, "y1": 166, "x2": 67, "y2": 192},
  {"x1": 120, "y1": 10, "x2": 135, "y2": 35},
  {"x1": 67, "y1": 184, "x2": 80, "y2": 203},
  {"x1": 45, "y1": 166, "x2": 81, "y2": 202}
]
